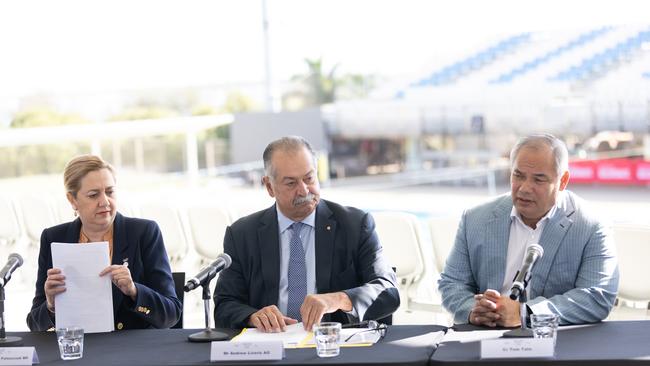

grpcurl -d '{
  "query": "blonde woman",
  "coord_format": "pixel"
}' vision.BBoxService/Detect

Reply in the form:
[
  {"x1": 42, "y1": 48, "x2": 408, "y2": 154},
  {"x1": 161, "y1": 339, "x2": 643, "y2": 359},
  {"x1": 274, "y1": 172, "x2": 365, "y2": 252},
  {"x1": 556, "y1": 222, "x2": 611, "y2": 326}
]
[{"x1": 26, "y1": 155, "x2": 181, "y2": 331}]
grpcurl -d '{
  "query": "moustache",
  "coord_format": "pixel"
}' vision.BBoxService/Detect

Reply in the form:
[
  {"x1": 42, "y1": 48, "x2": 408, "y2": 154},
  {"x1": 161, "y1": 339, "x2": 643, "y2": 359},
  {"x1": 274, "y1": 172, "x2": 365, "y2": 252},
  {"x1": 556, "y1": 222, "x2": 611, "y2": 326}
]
[{"x1": 293, "y1": 193, "x2": 316, "y2": 206}]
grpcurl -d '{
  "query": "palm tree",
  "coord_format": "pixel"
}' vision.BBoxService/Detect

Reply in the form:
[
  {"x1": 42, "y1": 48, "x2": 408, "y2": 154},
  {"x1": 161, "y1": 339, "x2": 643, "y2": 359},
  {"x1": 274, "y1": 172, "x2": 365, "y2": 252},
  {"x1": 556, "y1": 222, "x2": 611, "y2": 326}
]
[{"x1": 284, "y1": 57, "x2": 377, "y2": 110}]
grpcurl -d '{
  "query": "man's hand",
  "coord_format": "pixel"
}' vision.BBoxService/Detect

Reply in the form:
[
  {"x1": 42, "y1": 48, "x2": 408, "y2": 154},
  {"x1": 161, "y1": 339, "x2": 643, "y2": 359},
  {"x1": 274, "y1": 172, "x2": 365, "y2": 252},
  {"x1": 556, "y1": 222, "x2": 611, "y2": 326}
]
[
  {"x1": 469, "y1": 291, "x2": 500, "y2": 327},
  {"x1": 470, "y1": 289, "x2": 521, "y2": 328},
  {"x1": 483, "y1": 290, "x2": 521, "y2": 327},
  {"x1": 248, "y1": 305, "x2": 297, "y2": 333},
  {"x1": 300, "y1": 292, "x2": 352, "y2": 331}
]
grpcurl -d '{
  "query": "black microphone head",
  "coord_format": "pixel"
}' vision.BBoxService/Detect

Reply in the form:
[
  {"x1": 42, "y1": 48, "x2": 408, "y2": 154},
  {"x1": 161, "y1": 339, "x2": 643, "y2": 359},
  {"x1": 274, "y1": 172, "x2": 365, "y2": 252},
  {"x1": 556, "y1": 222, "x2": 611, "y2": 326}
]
[
  {"x1": 9, "y1": 253, "x2": 23, "y2": 267},
  {"x1": 183, "y1": 280, "x2": 197, "y2": 292},
  {"x1": 218, "y1": 253, "x2": 232, "y2": 268},
  {"x1": 509, "y1": 287, "x2": 521, "y2": 300},
  {"x1": 527, "y1": 244, "x2": 544, "y2": 258}
]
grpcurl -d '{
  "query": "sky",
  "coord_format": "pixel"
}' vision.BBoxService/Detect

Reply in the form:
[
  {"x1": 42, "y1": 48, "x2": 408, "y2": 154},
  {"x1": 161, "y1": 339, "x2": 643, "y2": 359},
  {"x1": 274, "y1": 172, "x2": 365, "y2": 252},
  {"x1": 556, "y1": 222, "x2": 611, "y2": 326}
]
[{"x1": 0, "y1": 0, "x2": 648, "y2": 98}]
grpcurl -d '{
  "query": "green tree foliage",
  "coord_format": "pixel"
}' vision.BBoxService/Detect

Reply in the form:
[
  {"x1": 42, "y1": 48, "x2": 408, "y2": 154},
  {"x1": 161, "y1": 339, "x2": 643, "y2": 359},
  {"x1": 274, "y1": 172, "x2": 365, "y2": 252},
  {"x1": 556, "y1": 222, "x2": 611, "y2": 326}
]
[
  {"x1": 108, "y1": 106, "x2": 178, "y2": 121},
  {"x1": 195, "y1": 91, "x2": 257, "y2": 140},
  {"x1": 337, "y1": 73, "x2": 378, "y2": 100},
  {"x1": 2, "y1": 90, "x2": 258, "y2": 177},
  {"x1": 11, "y1": 107, "x2": 89, "y2": 128},
  {"x1": 2, "y1": 107, "x2": 91, "y2": 177},
  {"x1": 219, "y1": 91, "x2": 257, "y2": 114},
  {"x1": 283, "y1": 58, "x2": 377, "y2": 110}
]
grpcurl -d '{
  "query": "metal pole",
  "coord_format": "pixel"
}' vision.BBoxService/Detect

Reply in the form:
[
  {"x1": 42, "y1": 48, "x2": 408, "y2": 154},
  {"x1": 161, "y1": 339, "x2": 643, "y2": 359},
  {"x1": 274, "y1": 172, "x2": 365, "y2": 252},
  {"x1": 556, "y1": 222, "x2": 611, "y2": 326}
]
[
  {"x1": 202, "y1": 285, "x2": 212, "y2": 331},
  {"x1": 519, "y1": 289, "x2": 528, "y2": 331},
  {"x1": 0, "y1": 286, "x2": 5, "y2": 340},
  {"x1": 261, "y1": 0, "x2": 273, "y2": 112}
]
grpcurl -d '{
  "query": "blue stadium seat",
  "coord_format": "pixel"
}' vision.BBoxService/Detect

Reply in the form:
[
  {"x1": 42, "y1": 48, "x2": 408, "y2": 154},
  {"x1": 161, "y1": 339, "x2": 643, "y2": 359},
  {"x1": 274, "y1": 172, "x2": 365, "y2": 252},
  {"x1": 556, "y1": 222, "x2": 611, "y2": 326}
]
[
  {"x1": 549, "y1": 27, "x2": 650, "y2": 82},
  {"x1": 491, "y1": 26, "x2": 613, "y2": 84},
  {"x1": 412, "y1": 33, "x2": 531, "y2": 87}
]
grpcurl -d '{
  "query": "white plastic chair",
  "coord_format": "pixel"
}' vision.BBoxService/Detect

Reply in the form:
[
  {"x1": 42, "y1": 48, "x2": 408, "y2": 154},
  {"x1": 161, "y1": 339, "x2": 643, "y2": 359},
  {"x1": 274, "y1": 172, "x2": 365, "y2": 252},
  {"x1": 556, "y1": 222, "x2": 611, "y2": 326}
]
[
  {"x1": 399, "y1": 215, "x2": 460, "y2": 321},
  {"x1": 184, "y1": 204, "x2": 233, "y2": 316},
  {"x1": 186, "y1": 205, "x2": 231, "y2": 263},
  {"x1": 52, "y1": 195, "x2": 76, "y2": 224},
  {"x1": 14, "y1": 195, "x2": 58, "y2": 286},
  {"x1": 17, "y1": 195, "x2": 58, "y2": 247},
  {"x1": 138, "y1": 203, "x2": 189, "y2": 271},
  {"x1": 613, "y1": 224, "x2": 650, "y2": 305},
  {"x1": 371, "y1": 211, "x2": 425, "y2": 311},
  {"x1": 0, "y1": 196, "x2": 21, "y2": 244},
  {"x1": 428, "y1": 216, "x2": 460, "y2": 275},
  {"x1": 0, "y1": 196, "x2": 23, "y2": 258}
]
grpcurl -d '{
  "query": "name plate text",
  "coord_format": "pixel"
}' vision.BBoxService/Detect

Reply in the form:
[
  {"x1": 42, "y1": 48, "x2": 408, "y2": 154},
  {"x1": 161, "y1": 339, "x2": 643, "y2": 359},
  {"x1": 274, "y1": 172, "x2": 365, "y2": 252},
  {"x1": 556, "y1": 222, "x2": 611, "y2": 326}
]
[
  {"x1": 211, "y1": 341, "x2": 284, "y2": 361},
  {"x1": 481, "y1": 338, "x2": 554, "y2": 359}
]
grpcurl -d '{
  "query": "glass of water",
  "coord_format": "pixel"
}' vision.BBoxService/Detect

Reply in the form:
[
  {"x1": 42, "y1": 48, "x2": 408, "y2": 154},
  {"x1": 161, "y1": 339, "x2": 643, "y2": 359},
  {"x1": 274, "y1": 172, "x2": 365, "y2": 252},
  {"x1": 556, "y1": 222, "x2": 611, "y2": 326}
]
[
  {"x1": 313, "y1": 322, "x2": 341, "y2": 358},
  {"x1": 531, "y1": 314, "x2": 559, "y2": 345},
  {"x1": 56, "y1": 326, "x2": 84, "y2": 360}
]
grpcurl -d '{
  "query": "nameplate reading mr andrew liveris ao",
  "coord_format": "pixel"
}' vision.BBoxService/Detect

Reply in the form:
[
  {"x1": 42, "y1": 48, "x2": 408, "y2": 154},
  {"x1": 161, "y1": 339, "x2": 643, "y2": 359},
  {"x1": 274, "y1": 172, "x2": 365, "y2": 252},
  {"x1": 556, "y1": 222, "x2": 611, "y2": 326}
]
[{"x1": 210, "y1": 341, "x2": 284, "y2": 361}]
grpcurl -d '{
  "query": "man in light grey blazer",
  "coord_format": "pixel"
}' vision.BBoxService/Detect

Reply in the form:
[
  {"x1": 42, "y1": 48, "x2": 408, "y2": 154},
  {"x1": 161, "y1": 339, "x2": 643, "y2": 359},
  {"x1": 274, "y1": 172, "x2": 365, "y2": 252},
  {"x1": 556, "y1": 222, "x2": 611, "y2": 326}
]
[{"x1": 439, "y1": 134, "x2": 618, "y2": 326}]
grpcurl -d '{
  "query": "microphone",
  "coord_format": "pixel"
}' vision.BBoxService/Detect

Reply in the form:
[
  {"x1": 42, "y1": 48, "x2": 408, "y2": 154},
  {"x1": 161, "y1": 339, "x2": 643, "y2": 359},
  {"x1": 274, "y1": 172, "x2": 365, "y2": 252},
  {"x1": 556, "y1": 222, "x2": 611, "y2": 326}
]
[
  {"x1": 0, "y1": 253, "x2": 23, "y2": 288},
  {"x1": 184, "y1": 253, "x2": 232, "y2": 292},
  {"x1": 509, "y1": 244, "x2": 544, "y2": 300}
]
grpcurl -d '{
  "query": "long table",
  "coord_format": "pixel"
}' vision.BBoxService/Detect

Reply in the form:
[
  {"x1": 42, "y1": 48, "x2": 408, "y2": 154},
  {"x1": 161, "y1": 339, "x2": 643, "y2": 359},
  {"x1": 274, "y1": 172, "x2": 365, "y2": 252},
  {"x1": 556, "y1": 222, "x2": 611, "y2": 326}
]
[
  {"x1": 6, "y1": 325, "x2": 444, "y2": 366},
  {"x1": 431, "y1": 320, "x2": 650, "y2": 365}
]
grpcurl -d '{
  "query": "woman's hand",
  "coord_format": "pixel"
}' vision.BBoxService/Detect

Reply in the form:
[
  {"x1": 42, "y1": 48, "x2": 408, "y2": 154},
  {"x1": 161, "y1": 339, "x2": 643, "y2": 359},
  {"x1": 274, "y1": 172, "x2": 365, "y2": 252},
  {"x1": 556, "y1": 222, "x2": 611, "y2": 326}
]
[
  {"x1": 100, "y1": 264, "x2": 137, "y2": 300},
  {"x1": 44, "y1": 268, "x2": 66, "y2": 312}
]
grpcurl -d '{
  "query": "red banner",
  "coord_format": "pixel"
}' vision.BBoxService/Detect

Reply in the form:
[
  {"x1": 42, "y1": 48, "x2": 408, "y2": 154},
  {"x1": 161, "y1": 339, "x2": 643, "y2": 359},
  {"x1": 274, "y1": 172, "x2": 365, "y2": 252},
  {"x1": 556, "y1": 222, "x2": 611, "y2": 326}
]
[{"x1": 569, "y1": 158, "x2": 650, "y2": 185}]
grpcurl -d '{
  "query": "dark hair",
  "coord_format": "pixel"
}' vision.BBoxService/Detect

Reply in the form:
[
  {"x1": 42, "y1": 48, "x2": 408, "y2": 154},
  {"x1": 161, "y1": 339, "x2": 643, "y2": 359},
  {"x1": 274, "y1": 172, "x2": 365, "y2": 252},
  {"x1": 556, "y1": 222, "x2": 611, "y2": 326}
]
[{"x1": 262, "y1": 136, "x2": 316, "y2": 177}]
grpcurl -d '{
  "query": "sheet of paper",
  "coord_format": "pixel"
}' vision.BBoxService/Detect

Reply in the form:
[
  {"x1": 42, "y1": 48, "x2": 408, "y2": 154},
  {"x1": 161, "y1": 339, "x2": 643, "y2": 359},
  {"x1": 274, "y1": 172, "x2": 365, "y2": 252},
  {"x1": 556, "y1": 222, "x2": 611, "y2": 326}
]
[
  {"x1": 51, "y1": 242, "x2": 114, "y2": 333},
  {"x1": 232, "y1": 323, "x2": 383, "y2": 349},
  {"x1": 442, "y1": 329, "x2": 507, "y2": 343},
  {"x1": 232, "y1": 323, "x2": 310, "y2": 348}
]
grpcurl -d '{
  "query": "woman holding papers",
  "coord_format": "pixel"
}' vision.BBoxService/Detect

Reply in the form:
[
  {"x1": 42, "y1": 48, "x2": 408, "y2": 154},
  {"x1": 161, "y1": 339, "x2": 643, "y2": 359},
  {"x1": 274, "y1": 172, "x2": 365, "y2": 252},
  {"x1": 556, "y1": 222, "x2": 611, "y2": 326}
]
[{"x1": 26, "y1": 155, "x2": 181, "y2": 331}]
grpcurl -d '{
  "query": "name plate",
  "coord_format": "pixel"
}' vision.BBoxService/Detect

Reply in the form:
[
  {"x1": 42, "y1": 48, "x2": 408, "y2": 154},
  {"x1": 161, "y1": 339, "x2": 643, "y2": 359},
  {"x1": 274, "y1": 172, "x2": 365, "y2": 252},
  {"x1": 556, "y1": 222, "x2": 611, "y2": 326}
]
[
  {"x1": 481, "y1": 338, "x2": 554, "y2": 359},
  {"x1": 211, "y1": 341, "x2": 284, "y2": 361},
  {"x1": 0, "y1": 347, "x2": 39, "y2": 365}
]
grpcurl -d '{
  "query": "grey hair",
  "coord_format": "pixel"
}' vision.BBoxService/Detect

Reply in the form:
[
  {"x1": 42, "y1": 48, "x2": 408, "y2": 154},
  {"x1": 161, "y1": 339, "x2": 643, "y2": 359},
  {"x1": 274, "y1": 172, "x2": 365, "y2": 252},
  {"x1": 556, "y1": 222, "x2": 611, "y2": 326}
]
[
  {"x1": 509, "y1": 133, "x2": 569, "y2": 177},
  {"x1": 262, "y1": 136, "x2": 317, "y2": 177}
]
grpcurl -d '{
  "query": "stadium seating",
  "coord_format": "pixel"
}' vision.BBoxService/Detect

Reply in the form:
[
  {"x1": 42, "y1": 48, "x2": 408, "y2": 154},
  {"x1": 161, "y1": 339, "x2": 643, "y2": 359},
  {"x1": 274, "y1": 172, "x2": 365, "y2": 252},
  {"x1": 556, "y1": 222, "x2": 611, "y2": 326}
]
[
  {"x1": 491, "y1": 26, "x2": 612, "y2": 84},
  {"x1": 550, "y1": 28, "x2": 650, "y2": 82},
  {"x1": 403, "y1": 25, "x2": 650, "y2": 90},
  {"x1": 412, "y1": 33, "x2": 531, "y2": 87}
]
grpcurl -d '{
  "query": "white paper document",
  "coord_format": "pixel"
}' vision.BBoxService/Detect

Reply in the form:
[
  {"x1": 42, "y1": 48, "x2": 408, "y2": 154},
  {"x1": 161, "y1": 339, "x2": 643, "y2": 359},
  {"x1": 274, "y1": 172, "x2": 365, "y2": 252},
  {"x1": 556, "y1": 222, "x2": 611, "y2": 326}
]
[
  {"x1": 51, "y1": 242, "x2": 114, "y2": 333},
  {"x1": 232, "y1": 323, "x2": 383, "y2": 348},
  {"x1": 442, "y1": 329, "x2": 507, "y2": 343},
  {"x1": 232, "y1": 323, "x2": 308, "y2": 348}
]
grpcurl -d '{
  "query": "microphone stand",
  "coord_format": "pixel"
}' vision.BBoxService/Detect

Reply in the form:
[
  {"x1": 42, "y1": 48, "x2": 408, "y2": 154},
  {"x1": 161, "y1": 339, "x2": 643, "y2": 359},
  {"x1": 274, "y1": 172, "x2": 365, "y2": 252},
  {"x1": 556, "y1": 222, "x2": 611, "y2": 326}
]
[
  {"x1": 0, "y1": 285, "x2": 22, "y2": 346},
  {"x1": 187, "y1": 281, "x2": 229, "y2": 342},
  {"x1": 503, "y1": 275, "x2": 533, "y2": 338}
]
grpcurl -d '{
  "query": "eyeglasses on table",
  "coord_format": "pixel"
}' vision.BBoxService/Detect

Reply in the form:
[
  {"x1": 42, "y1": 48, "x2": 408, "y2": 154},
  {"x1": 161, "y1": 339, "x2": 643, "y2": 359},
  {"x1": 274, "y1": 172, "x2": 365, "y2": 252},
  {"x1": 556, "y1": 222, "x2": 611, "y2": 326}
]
[{"x1": 343, "y1": 320, "x2": 388, "y2": 343}]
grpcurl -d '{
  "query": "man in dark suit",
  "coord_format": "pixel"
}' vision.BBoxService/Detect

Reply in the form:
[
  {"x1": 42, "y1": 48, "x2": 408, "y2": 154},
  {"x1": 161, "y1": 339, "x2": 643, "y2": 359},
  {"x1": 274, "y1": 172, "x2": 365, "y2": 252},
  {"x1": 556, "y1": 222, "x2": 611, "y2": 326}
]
[{"x1": 214, "y1": 136, "x2": 399, "y2": 332}]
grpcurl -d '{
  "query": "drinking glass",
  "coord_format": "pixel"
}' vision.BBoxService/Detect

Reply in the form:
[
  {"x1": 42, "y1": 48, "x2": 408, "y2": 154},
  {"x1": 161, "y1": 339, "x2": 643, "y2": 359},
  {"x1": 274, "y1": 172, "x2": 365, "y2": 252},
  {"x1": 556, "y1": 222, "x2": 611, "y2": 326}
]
[
  {"x1": 313, "y1": 322, "x2": 341, "y2": 358},
  {"x1": 56, "y1": 326, "x2": 84, "y2": 360}
]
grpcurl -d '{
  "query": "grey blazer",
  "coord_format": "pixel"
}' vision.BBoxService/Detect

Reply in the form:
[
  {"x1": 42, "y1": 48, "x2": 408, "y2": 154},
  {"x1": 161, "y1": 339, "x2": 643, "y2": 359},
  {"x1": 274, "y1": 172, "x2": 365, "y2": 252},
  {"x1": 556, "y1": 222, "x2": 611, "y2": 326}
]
[{"x1": 438, "y1": 190, "x2": 619, "y2": 325}]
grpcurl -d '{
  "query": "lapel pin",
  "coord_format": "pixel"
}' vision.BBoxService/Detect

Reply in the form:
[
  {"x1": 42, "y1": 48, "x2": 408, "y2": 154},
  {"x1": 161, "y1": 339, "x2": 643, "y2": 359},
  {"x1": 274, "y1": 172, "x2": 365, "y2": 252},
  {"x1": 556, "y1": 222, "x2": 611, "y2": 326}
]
[
  {"x1": 122, "y1": 258, "x2": 129, "y2": 268},
  {"x1": 326, "y1": 225, "x2": 331, "y2": 231}
]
